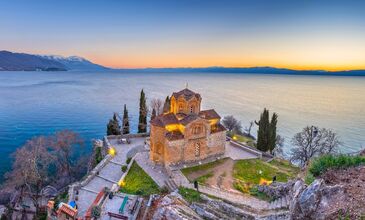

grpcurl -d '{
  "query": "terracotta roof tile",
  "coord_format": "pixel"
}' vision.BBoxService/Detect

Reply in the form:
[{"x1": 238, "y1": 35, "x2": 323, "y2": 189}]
[
  {"x1": 151, "y1": 113, "x2": 179, "y2": 127},
  {"x1": 211, "y1": 123, "x2": 226, "y2": 133},
  {"x1": 179, "y1": 114, "x2": 200, "y2": 125},
  {"x1": 199, "y1": 109, "x2": 221, "y2": 120},
  {"x1": 57, "y1": 203, "x2": 77, "y2": 218},
  {"x1": 172, "y1": 88, "x2": 201, "y2": 101}
]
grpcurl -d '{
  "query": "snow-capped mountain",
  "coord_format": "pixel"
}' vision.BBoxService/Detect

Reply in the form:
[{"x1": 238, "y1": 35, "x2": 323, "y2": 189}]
[
  {"x1": 39, "y1": 54, "x2": 108, "y2": 71},
  {"x1": 0, "y1": 51, "x2": 109, "y2": 71},
  {"x1": 0, "y1": 51, "x2": 67, "y2": 71}
]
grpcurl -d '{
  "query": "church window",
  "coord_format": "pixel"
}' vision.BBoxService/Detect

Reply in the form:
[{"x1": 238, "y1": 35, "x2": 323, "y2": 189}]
[
  {"x1": 192, "y1": 125, "x2": 202, "y2": 134},
  {"x1": 195, "y1": 143, "x2": 200, "y2": 157},
  {"x1": 178, "y1": 104, "x2": 184, "y2": 112}
]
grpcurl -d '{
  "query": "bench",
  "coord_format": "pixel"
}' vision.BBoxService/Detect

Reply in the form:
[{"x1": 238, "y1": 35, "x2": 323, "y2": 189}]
[{"x1": 119, "y1": 196, "x2": 128, "y2": 214}]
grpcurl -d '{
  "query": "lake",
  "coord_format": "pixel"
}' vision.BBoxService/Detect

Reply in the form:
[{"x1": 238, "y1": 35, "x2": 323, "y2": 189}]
[{"x1": 0, "y1": 71, "x2": 364, "y2": 182}]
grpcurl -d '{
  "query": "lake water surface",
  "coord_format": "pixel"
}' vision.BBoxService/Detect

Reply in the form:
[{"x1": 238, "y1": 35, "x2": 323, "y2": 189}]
[{"x1": 0, "y1": 71, "x2": 364, "y2": 181}]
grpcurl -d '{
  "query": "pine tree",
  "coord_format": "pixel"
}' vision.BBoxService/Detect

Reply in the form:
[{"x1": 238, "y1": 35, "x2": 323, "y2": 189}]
[
  {"x1": 107, "y1": 113, "x2": 121, "y2": 135},
  {"x1": 268, "y1": 113, "x2": 278, "y2": 154},
  {"x1": 122, "y1": 104, "x2": 130, "y2": 134},
  {"x1": 256, "y1": 108, "x2": 270, "y2": 152},
  {"x1": 151, "y1": 108, "x2": 157, "y2": 121},
  {"x1": 138, "y1": 89, "x2": 147, "y2": 133},
  {"x1": 163, "y1": 96, "x2": 170, "y2": 113}
]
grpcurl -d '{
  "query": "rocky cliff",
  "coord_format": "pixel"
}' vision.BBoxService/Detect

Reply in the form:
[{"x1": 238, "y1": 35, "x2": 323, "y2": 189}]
[{"x1": 259, "y1": 165, "x2": 365, "y2": 219}]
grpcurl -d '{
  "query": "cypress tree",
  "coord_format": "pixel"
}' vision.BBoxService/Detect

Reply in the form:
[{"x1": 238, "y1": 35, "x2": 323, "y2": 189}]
[
  {"x1": 107, "y1": 113, "x2": 121, "y2": 135},
  {"x1": 122, "y1": 104, "x2": 130, "y2": 134},
  {"x1": 163, "y1": 96, "x2": 170, "y2": 113},
  {"x1": 256, "y1": 108, "x2": 270, "y2": 152},
  {"x1": 138, "y1": 89, "x2": 147, "y2": 133},
  {"x1": 151, "y1": 108, "x2": 157, "y2": 121},
  {"x1": 269, "y1": 113, "x2": 278, "y2": 154}
]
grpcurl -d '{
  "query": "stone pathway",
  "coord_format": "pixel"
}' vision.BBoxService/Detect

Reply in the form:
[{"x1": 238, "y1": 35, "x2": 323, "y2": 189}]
[
  {"x1": 76, "y1": 137, "x2": 147, "y2": 217},
  {"x1": 224, "y1": 141, "x2": 260, "y2": 160}
]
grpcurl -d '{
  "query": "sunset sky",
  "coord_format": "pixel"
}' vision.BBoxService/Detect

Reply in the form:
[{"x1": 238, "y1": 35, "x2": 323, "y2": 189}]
[{"x1": 1, "y1": 0, "x2": 365, "y2": 70}]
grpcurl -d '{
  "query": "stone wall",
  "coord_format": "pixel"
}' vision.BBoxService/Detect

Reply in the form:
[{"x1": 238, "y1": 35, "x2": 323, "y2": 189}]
[
  {"x1": 68, "y1": 137, "x2": 115, "y2": 202},
  {"x1": 68, "y1": 154, "x2": 112, "y2": 202},
  {"x1": 206, "y1": 131, "x2": 226, "y2": 154},
  {"x1": 150, "y1": 125, "x2": 167, "y2": 163}
]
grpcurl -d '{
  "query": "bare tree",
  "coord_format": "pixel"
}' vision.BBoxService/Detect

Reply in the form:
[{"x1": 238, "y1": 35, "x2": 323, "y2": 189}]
[
  {"x1": 244, "y1": 121, "x2": 254, "y2": 136},
  {"x1": 222, "y1": 115, "x2": 242, "y2": 133},
  {"x1": 290, "y1": 126, "x2": 341, "y2": 167},
  {"x1": 49, "y1": 130, "x2": 84, "y2": 184},
  {"x1": 5, "y1": 136, "x2": 53, "y2": 215},
  {"x1": 150, "y1": 98, "x2": 163, "y2": 116}
]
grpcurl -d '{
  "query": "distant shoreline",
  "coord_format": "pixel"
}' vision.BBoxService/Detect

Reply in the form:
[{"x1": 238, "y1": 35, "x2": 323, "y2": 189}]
[{"x1": 1, "y1": 68, "x2": 365, "y2": 76}]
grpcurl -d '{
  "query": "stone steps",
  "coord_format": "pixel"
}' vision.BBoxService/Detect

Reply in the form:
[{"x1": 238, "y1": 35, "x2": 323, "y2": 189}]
[
  {"x1": 164, "y1": 179, "x2": 178, "y2": 192},
  {"x1": 192, "y1": 203, "x2": 230, "y2": 220},
  {"x1": 268, "y1": 195, "x2": 290, "y2": 210}
]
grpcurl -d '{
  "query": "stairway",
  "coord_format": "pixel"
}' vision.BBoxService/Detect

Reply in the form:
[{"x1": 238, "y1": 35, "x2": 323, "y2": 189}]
[
  {"x1": 164, "y1": 178, "x2": 178, "y2": 192},
  {"x1": 268, "y1": 195, "x2": 290, "y2": 210}
]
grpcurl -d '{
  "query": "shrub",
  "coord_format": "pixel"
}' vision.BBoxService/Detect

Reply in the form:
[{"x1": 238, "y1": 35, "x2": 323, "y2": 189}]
[
  {"x1": 160, "y1": 186, "x2": 169, "y2": 194},
  {"x1": 121, "y1": 165, "x2": 128, "y2": 172},
  {"x1": 249, "y1": 186, "x2": 271, "y2": 201},
  {"x1": 91, "y1": 206, "x2": 101, "y2": 218},
  {"x1": 305, "y1": 172, "x2": 315, "y2": 185},
  {"x1": 126, "y1": 157, "x2": 132, "y2": 164},
  {"x1": 309, "y1": 154, "x2": 365, "y2": 177},
  {"x1": 95, "y1": 147, "x2": 103, "y2": 164}
]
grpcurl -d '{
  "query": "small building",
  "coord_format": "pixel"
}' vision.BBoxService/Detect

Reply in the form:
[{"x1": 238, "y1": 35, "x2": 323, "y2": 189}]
[
  {"x1": 150, "y1": 88, "x2": 226, "y2": 166},
  {"x1": 56, "y1": 202, "x2": 78, "y2": 220}
]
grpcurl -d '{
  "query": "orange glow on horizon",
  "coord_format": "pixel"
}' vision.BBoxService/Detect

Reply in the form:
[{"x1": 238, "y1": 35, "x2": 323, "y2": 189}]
[{"x1": 90, "y1": 57, "x2": 365, "y2": 72}]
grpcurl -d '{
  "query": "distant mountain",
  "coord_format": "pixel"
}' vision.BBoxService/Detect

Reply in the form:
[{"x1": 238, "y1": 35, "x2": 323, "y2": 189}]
[
  {"x1": 1, "y1": 50, "x2": 364, "y2": 75},
  {"x1": 0, "y1": 51, "x2": 109, "y2": 71},
  {"x1": 0, "y1": 51, "x2": 67, "y2": 71},
  {"x1": 39, "y1": 55, "x2": 108, "y2": 71},
  {"x1": 115, "y1": 66, "x2": 365, "y2": 76}
]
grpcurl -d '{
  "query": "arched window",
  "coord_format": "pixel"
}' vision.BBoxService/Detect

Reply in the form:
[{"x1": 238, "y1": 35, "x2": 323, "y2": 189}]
[
  {"x1": 178, "y1": 104, "x2": 184, "y2": 113},
  {"x1": 195, "y1": 143, "x2": 200, "y2": 157},
  {"x1": 192, "y1": 125, "x2": 202, "y2": 135}
]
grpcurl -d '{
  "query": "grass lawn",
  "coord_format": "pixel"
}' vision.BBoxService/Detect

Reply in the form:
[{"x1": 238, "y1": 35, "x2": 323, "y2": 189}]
[
  {"x1": 178, "y1": 187, "x2": 202, "y2": 203},
  {"x1": 119, "y1": 161, "x2": 160, "y2": 196},
  {"x1": 269, "y1": 158, "x2": 300, "y2": 178},
  {"x1": 234, "y1": 159, "x2": 291, "y2": 184},
  {"x1": 194, "y1": 172, "x2": 214, "y2": 184},
  {"x1": 181, "y1": 158, "x2": 227, "y2": 176},
  {"x1": 227, "y1": 131, "x2": 255, "y2": 147},
  {"x1": 233, "y1": 134, "x2": 254, "y2": 143}
]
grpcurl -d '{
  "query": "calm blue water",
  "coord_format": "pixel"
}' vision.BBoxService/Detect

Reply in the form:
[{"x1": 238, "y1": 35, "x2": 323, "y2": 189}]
[{"x1": 0, "y1": 71, "x2": 364, "y2": 181}]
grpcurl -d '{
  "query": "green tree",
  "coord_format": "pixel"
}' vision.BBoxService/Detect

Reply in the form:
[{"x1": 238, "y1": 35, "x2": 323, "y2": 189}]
[
  {"x1": 163, "y1": 96, "x2": 170, "y2": 113},
  {"x1": 256, "y1": 108, "x2": 270, "y2": 152},
  {"x1": 268, "y1": 113, "x2": 278, "y2": 154},
  {"x1": 138, "y1": 89, "x2": 147, "y2": 133},
  {"x1": 256, "y1": 109, "x2": 279, "y2": 153},
  {"x1": 107, "y1": 113, "x2": 121, "y2": 135},
  {"x1": 122, "y1": 104, "x2": 130, "y2": 134}
]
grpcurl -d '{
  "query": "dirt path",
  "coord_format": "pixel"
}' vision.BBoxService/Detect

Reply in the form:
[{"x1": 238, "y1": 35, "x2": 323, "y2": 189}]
[{"x1": 205, "y1": 158, "x2": 235, "y2": 190}]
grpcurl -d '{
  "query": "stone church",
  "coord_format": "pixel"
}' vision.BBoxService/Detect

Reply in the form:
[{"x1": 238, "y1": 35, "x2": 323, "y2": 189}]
[{"x1": 150, "y1": 88, "x2": 226, "y2": 166}]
